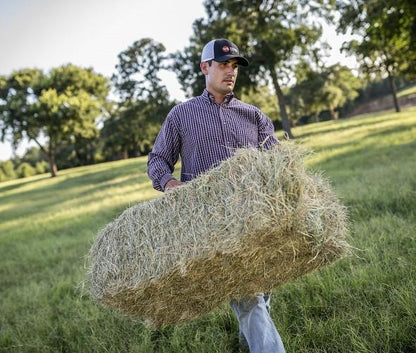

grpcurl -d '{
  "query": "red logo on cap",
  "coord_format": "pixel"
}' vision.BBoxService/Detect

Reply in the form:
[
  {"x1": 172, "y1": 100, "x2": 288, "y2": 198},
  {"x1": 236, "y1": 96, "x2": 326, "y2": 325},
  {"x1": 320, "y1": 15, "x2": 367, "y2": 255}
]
[{"x1": 222, "y1": 46, "x2": 230, "y2": 53}]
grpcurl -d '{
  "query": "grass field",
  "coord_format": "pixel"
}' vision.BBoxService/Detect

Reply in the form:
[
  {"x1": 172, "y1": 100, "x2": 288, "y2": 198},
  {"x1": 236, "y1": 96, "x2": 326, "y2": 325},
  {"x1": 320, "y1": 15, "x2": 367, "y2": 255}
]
[
  {"x1": 1, "y1": 106, "x2": 415, "y2": 353},
  {"x1": 397, "y1": 84, "x2": 416, "y2": 98}
]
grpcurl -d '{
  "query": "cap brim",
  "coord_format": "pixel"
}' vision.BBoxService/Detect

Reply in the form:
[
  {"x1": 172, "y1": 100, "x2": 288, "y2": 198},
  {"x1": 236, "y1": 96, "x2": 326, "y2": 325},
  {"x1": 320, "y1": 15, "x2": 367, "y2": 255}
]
[{"x1": 215, "y1": 55, "x2": 249, "y2": 66}]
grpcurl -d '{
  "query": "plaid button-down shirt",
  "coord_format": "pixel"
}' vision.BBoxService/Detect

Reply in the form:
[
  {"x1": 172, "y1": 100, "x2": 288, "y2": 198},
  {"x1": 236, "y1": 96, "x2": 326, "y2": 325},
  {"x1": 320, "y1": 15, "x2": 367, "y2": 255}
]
[{"x1": 147, "y1": 89, "x2": 278, "y2": 191}]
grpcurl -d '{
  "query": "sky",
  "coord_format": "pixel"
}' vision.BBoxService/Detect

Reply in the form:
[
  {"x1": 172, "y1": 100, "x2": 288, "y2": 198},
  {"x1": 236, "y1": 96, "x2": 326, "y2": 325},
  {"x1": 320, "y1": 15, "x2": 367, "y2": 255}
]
[{"x1": 0, "y1": 0, "x2": 356, "y2": 161}]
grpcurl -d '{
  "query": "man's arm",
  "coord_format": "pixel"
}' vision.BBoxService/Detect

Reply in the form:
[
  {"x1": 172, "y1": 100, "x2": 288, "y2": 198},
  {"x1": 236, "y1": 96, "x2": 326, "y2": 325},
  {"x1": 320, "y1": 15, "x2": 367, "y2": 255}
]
[
  {"x1": 147, "y1": 114, "x2": 181, "y2": 192},
  {"x1": 257, "y1": 109, "x2": 279, "y2": 149}
]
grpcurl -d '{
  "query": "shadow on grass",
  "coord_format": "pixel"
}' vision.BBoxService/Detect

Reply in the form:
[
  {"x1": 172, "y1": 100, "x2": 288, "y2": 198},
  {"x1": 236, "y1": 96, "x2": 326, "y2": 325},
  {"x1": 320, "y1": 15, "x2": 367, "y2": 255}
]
[
  {"x1": 308, "y1": 128, "x2": 415, "y2": 168},
  {"x1": 0, "y1": 158, "x2": 151, "y2": 224},
  {"x1": 297, "y1": 106, "x2": 416, "y2": 140},
  {"x1": 297, "y1": 113, "x2": 396, "y2": 140},
  {"x1": 364, "y1": 124, "x2": 416, "y2": 139},
  {"x1": 315, "y1": 139, "x2": 416, "y2": 220},
  {"x1": 0, "y1": 175, "x2": 51, "y2": 193}
]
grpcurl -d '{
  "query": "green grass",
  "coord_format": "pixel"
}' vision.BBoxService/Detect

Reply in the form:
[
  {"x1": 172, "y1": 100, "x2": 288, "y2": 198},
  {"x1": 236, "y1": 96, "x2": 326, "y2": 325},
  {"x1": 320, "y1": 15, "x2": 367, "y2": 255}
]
[
  {"x1": 1, "y1": 106, "x2": 416, "y2": 352},
  {"x1": 397, "y1": 84, "x2": 416, "y2": 98}
]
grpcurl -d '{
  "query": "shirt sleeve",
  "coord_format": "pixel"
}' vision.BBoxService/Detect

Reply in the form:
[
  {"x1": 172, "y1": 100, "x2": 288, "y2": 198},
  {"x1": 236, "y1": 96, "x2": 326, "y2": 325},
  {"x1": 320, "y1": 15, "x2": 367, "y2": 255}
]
[
  {"x1": 147, "y1": 112, "x2": 181, "y2": 191},
  {"x1": 256, "y1": 109, "x2": 279, "y2": 149}
]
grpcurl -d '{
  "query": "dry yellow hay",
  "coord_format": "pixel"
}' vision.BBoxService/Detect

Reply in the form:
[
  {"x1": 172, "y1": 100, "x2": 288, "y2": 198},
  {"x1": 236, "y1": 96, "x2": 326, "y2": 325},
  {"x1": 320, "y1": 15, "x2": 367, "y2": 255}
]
[{"x1": 86, "y1": 142, "x2": 350, "y2": 328}]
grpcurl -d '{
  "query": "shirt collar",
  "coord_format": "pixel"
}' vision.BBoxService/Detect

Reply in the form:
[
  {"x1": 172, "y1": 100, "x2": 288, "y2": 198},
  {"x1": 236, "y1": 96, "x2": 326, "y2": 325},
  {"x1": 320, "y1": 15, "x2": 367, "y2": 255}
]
[{"x1": 202, "y1": 89, "x2": 234, "y2": 105}]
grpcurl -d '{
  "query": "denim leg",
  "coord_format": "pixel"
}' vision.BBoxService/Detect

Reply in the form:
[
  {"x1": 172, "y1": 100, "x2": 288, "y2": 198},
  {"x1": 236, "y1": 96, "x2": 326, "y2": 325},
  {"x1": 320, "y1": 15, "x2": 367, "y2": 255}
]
[{"x1": 230, "y1": 294, "x2": 285, "y2": 353}]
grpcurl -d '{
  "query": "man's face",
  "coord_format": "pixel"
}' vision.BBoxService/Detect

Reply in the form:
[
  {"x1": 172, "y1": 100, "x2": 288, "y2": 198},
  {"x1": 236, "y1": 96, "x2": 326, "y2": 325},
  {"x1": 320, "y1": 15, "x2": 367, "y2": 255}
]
[{"x1": 200, "y1": 59, "x2": 239, "y2": 98}]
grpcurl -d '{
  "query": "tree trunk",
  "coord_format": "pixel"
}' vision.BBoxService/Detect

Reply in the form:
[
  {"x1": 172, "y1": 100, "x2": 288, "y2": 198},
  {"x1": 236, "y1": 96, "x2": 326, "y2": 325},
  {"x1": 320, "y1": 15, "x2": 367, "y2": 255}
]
[
  {"x1": 269, "y1": 66, "x2": 294, "y2": 139},
  {"x1": 28, "y1": 135, "x2": 58, "y2": 177},
  {"x1": 387, "y1": 72, "x2": 401, "y2": 113},
  {"x1": 48, "y1": 153, "x2": 58, "y2": 177},
  {"x1": 329, "y1": 108, "x2": 339, "y2": 120}
]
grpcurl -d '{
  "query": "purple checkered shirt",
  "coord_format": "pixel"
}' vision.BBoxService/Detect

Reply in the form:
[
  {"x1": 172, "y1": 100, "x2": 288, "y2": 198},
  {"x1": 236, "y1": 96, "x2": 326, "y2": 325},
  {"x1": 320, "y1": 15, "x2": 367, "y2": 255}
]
[{"x1": 147, "y1": 89, "x2": 278, "y2": 191}]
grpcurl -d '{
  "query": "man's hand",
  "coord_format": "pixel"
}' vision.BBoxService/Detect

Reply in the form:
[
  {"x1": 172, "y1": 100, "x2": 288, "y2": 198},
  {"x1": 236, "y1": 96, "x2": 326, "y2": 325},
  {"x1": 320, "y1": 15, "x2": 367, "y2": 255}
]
[{"x1": 165, "y1": 179, "x2": 185, "y2": 191}]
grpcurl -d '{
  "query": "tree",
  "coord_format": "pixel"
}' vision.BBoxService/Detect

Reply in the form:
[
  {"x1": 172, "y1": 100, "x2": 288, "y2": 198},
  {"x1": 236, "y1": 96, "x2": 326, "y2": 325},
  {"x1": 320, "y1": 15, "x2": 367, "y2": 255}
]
[
  {"x1": 240, "y1": 86, "x2": 280, "y2": 126},
  {"x1": 17, "y1": 146, "x2": 50, "y2": 173},
  {"x1": 16, "y1": 162, "x2": 36, "y2": 178},
  {"x1": 112, "y1": 38, "x2": 168, "y2": 103},
  {"x1": 101, "y1": 99, "x2": 172, "y2": 159},
  {"x1": 322, "y1": 64, "x2": 361, "y2": 119},
  {"x1": 0, "y1": 65, "x2": 109, "y2": 177},
  {"x1": 290, "y1": 62, "x2": 327, "y2": 122},
  {"x1": 290, "y1": 63, "x2": 361, "y2": 121},
  {"x1": 103, "y1": 38, "x2": 174, "y2": 159},
  {"x1": 0, "y1": 160, "x2": 16, "y2": 181},
  {"x1": 336, "y1": 0, "x2": 416, "y2": 113},
  {"x1": 172, "y1": 0, "x2": 335, "y2": 138}
]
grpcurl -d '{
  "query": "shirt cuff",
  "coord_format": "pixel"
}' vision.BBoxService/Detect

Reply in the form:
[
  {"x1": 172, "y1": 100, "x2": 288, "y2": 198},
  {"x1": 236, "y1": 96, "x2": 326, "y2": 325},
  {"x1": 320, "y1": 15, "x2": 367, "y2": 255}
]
[{"x1": 160, "y1": 173, "x2": 175, "y2": 191}]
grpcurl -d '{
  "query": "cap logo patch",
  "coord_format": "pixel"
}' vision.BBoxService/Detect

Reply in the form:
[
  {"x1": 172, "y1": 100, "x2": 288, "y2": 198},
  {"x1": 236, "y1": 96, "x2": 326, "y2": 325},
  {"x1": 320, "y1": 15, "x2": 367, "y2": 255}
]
[{"x1": 222, "y1": 46, "x2": 230, "y2": 53}]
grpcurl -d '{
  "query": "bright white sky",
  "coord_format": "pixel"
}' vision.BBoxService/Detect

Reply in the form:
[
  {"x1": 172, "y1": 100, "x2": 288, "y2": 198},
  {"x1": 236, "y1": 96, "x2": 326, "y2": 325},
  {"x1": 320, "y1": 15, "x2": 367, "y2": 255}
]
[{"x1": 0, "y1": 0, "x2": 355, "y2": 161}]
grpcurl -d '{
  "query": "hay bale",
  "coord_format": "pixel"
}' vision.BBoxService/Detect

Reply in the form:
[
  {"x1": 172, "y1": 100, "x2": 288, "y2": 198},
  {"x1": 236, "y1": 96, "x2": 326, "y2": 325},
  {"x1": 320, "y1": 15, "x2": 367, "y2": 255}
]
[{"x1": 86, "y1": 142, "x2": 350, "y2": 328}]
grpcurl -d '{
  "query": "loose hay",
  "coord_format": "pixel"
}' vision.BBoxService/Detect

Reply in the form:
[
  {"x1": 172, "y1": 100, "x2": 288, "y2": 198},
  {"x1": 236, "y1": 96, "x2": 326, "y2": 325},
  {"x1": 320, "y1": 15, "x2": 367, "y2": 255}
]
[{"x1": 86, "y1": 142, "x2": 350, "y2": 328}]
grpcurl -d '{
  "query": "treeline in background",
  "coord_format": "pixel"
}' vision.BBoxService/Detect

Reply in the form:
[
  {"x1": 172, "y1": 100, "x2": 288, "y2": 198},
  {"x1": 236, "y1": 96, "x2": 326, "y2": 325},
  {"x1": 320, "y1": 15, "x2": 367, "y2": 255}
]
[{"x1": 1, "y1": 0, "x2": 415, "y2": 180}]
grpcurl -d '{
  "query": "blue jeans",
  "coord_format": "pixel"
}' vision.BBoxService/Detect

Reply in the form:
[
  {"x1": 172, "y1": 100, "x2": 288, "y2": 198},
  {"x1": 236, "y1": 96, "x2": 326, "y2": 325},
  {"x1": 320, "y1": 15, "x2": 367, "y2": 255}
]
[{"x1": 230, "y1": 294, "x2": 285, "y2": 353}]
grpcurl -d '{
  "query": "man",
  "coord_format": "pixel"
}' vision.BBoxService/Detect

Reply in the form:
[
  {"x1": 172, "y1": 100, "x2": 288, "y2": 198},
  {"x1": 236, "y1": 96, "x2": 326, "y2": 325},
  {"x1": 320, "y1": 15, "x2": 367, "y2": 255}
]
[{"x1": 147, "y1": 38, "x2": 285, "y2": 353}]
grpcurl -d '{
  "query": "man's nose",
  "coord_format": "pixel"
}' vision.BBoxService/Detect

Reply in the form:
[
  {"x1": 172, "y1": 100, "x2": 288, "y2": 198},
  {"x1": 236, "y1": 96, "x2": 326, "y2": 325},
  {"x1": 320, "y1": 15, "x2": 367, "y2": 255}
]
[{"x1": 226, "y1": 65, "x2": 236, "y2": 74}]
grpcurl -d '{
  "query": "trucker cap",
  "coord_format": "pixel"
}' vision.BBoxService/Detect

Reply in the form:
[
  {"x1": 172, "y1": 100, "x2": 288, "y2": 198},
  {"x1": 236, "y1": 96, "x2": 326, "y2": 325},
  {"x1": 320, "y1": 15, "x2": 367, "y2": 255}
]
[{"x1": 201, "y1": 39, "x2": 249, "y2": 66}]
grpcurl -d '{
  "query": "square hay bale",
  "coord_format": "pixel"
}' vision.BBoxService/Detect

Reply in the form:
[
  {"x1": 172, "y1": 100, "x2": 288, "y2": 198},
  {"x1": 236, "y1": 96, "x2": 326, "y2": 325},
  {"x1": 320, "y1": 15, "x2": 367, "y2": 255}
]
[{"x1": 86, "y1": 142, "x2": 350, "y2": 328}]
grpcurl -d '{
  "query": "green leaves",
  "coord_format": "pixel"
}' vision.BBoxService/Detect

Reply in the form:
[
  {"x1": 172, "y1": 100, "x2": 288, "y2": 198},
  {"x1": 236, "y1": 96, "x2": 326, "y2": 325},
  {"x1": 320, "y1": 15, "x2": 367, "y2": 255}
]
[
  {"x1": 336, "y1": 0, "x2": 416, "y2": 113},
  {"x1": 0, "y1": 65, "x2": 110, "y2": 176},
  {"x1": 102, "y1": 38, "x2": 174, "y2": 159},
  {"x1": 172, "y1": 0, "x2": 336, "y2": 138},
  {"x1": 112, "y1": 38, "x2": 168, "y2": 102},
  {"x1": 337, "y1": 0, "x2": 416, "y2": 79},
  {"x1": 289, "y1": 63, "x2": 361, "y2": 121}
]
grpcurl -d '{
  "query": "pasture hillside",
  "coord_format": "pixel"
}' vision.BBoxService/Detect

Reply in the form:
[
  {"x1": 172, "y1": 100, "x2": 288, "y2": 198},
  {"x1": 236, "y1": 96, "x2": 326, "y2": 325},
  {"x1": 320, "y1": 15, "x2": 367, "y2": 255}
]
[
  {"x1": 348, "y1": 84, "x2": 416, "y2": 117},
  {"x1": 0, "y1": 106, "x2": 415, "y2": 353}
]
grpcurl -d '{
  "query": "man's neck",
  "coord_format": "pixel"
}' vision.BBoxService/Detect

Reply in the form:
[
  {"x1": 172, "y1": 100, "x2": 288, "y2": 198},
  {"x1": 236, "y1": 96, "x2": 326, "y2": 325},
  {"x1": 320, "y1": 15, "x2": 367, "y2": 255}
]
[{"x1": 205, "y1": 89, "x2": 233, "y2": 104}]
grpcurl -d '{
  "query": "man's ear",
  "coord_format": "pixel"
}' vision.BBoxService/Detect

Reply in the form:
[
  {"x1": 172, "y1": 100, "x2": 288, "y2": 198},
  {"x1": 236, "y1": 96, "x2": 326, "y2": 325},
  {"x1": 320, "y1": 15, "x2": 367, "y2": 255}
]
[{"x1": 200, "y1": 62, "x2": 208, "y2": 75}]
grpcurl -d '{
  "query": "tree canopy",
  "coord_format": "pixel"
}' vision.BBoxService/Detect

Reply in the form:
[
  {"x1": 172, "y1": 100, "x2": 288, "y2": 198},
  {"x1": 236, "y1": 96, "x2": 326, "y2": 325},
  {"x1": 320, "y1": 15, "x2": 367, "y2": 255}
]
[
  {"x1": 2, "y1": 1, "x2": 415, "y2": 180},
  {"x1": 102, "y1": 38, "x2": 174, "y2": 159},
  {"x1": 112, "y1": 38, "x2": 168, "y2": 103},
  {"x1": 337, "y1": 0, "x2": 416, "y2": 112},
  {"x1": 0, "y1": 65, "x2": 109, "y2": 177},
  {"x1": 290, "y1": 63, "x2": 361, "y2": 121},
  {"x1": 172, "y1": 0, "x2": 336, "y2": 138}
]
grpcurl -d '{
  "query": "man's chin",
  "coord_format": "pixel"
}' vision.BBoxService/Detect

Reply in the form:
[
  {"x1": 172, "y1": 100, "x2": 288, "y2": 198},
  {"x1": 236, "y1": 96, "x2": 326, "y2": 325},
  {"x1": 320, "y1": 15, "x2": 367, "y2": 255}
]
[{"x1": 222, "y1": 85, "x2": 234, "y2": 93}]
